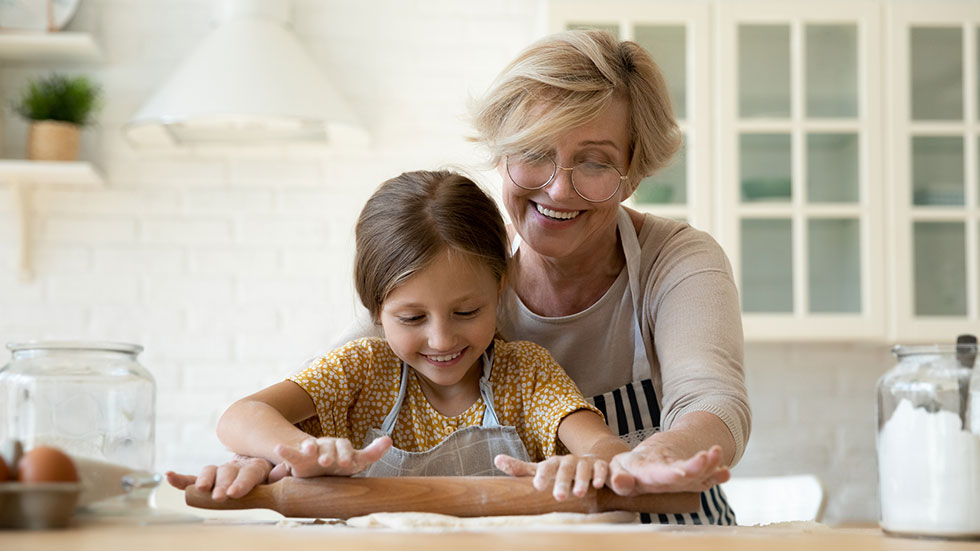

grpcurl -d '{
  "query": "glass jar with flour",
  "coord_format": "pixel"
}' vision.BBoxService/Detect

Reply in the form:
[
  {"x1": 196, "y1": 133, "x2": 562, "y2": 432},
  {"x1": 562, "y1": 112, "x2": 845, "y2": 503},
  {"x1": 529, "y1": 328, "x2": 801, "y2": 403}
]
[{"x1": 876, "y1": 335, "x2": 979, "y2": 539}]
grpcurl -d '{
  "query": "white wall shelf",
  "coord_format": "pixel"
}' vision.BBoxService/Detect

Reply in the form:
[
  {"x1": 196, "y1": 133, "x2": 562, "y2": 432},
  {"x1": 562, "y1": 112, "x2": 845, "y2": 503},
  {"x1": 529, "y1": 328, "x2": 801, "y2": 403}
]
[
  {"x1": 0, "y1": 32, "x2": 101, "y2": 63},
  {"x1": 0, "y1": 160, "x2": 104, "y2": 281}
]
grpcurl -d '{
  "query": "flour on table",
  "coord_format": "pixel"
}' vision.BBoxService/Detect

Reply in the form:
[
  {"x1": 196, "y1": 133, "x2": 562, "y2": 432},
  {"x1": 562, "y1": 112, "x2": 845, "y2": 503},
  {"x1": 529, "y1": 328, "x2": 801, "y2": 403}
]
[{"x1": 345, "y1": 511, "x2": 638, "y2": 530}]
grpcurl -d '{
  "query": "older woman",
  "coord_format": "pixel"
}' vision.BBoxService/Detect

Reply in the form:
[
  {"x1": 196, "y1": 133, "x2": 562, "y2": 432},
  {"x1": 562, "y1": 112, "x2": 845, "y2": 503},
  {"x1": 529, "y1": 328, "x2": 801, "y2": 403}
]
[
  {"x1": 465, "y1": 29, "x2": 749, "y2": 525},
  {"x1": 169, "y1": 30, "x2": 748, "y2": 526}
]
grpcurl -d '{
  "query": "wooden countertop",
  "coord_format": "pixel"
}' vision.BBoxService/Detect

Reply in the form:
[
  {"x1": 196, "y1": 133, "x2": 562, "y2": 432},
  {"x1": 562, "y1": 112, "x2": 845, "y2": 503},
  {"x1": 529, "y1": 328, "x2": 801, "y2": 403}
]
[{"x1": 4, "y1": 519, "x2": 978, "y2": 551}]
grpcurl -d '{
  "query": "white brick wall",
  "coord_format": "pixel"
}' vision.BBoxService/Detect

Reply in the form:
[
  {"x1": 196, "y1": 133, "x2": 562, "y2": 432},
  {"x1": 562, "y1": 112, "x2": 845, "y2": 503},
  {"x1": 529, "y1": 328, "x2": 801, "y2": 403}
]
[{"x1": 0, "y1": 0, "x2": 888, "y2": 525}]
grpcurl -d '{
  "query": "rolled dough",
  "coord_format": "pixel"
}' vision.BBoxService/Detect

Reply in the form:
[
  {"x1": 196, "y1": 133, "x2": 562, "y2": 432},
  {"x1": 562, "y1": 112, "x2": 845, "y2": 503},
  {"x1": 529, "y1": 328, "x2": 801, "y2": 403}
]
[{"x1": 345, "y1": 511, "x2": 638, "y2": 530}]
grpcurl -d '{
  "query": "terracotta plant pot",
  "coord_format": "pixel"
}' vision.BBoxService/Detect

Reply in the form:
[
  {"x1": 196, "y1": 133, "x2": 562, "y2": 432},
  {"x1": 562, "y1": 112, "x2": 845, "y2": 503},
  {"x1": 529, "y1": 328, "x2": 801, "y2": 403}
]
[{"x1": 27, "y1": 120, "x2": 81, "y2": 161}]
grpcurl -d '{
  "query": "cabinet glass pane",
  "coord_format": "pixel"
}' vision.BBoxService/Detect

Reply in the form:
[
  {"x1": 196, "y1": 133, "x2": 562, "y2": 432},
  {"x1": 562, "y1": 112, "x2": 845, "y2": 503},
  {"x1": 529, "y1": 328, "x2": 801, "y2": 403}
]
[
  {"x1": 567, "y1": 23, "x2": 619, "y2": 38},
  {"x1": 739, "y1": 25, "x2": 790, "y2": 118},
  {"x1": 636, "y1": 136, "x2": 686, "y2": 204},
  {"x1": 806, "y1": 24, "x2": 858, "y2": 118},
  {"x1": 807, "y1": 133, "x2": 859, "y2": 203},
  {"x1": 635, "y1": 25, "x2": 686, "y2": 120},
  {"x1": 808, "y1": 218, "x2": 861, "y2": 313},
  {"x1": 910, "y1": 27, "x2": 963, "y2": 120},
  {"x1": 742, "y1": 219, "x2": 793, "y2": 312},
  {"x1": 911, "y1": 136, "x2": 964, "y2": 206},
  {"x1": 913, "y1": 221, "x2": 967, "y2": 316},
  {"x1": 741, "y1": 133, "x2": 791, "y2": 202}
]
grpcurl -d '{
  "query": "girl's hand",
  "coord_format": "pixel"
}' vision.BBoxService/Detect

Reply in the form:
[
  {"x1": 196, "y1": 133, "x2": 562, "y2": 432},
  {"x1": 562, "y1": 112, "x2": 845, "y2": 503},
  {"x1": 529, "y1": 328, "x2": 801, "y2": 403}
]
[
  {"x1": 493, "y1": 453, "x2": 610, "y2": 501},
  {"x1": 274, "y1": 435, "x2": 392, "y2": 477},
  {"x1": 165, "y1": 454, "x2": 274, "y2": 502},
  {"x1": 608, "y1": 444, "x2": 730, "y2": 496}
]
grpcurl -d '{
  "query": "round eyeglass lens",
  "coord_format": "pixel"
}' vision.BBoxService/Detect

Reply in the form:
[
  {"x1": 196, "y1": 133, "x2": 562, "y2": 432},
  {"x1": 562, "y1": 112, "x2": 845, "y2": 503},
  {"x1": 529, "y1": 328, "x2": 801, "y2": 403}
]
[{"x1": 507, "y1": 155, "x2": 555, "y2": 190}]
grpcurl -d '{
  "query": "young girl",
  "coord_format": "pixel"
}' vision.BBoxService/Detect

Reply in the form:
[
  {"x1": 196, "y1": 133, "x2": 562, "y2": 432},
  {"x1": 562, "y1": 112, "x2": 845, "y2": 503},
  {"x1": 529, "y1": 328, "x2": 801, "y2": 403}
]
[{"x1": 170, "y1": 170, "x2": 630, "y2": 501}]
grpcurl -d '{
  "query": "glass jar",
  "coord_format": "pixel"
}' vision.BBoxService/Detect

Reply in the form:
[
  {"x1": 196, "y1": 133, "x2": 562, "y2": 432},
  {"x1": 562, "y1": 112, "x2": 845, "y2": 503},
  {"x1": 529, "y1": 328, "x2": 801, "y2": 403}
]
[
  {"x1": 0, "y1": 341, "x2": 155, "y2": 472},
  {"x1": 876, "y1": 336, "x2": 979, "y2": 539}
]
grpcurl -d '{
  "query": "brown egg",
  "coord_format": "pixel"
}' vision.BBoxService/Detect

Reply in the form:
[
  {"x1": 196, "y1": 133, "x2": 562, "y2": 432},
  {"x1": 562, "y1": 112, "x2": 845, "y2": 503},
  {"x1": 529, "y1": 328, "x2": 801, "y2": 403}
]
[
  {"x1": 17, "y1": 446, "x2": 79, "y2": 483},
  {"x1": 0, "y1": 455, "x2": 8, "y2": 482}
]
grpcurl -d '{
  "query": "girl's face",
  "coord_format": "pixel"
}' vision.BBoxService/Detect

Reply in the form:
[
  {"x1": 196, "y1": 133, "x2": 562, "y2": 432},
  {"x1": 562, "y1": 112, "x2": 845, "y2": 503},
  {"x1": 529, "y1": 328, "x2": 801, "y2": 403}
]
[
  {"x1": 379, "y1": 248, "x2": 501, "y2": 396},
  {"x1": 498, "y1": 97, "x2": 631, "y2": 262}
]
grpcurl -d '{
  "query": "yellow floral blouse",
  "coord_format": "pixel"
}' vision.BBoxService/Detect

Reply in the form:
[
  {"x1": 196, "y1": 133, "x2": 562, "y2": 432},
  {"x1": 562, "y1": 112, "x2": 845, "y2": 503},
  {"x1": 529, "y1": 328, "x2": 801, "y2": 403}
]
[{"x1": 287, "y1": 337, "x2": 601, "y2": 461}]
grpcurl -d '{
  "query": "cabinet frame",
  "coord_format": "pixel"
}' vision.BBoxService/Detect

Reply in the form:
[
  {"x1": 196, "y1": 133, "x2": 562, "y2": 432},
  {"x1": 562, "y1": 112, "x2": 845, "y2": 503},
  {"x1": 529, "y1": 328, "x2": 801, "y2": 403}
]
[
  {"x1": 716, "y1": 1, "x2": 885, "y2": 340},
  {"x1": 887, "y1": 3, "x2": 980, "y2": 342}
]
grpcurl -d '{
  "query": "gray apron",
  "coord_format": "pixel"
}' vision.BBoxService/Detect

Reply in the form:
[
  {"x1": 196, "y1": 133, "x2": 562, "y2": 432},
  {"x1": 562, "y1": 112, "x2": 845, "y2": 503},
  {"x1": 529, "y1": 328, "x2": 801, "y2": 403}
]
[
  {"x1": 361, "y1": 345, "x2": 532, "y2": 477},
  {"x1": 511, "y1": 207, "x2": 736, "y2": 525}
]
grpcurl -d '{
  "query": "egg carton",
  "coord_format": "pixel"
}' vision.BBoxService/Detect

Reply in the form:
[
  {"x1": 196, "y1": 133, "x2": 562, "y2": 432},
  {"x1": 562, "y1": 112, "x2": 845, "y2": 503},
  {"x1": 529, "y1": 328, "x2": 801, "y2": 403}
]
[{"x1": 0, "y1": 481, "x2": 82, "y2": 529}]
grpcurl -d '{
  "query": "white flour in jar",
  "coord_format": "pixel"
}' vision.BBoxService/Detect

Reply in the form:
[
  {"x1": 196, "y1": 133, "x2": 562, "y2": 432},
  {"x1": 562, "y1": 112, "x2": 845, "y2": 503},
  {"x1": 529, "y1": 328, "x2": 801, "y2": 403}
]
[{"x1": 877, "y1": 399, "x2": 980, "y2": 537}]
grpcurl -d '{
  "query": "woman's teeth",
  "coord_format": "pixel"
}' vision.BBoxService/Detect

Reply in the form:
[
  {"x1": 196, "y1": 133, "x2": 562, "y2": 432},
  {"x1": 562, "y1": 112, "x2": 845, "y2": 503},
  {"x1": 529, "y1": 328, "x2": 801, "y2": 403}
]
[
  {"x1": 536, "y1": 204, "x2": 581, "y2": 220},
  {"x1": 428, "y1": 351, "x2": 461, "y2": 362}
]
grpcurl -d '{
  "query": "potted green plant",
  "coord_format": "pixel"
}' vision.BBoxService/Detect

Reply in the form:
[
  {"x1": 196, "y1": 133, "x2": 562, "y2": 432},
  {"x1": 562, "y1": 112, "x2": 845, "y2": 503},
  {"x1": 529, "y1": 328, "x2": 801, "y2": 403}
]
[{"x1": 13, "y1": 74, "x2": 101, "y2": 161}]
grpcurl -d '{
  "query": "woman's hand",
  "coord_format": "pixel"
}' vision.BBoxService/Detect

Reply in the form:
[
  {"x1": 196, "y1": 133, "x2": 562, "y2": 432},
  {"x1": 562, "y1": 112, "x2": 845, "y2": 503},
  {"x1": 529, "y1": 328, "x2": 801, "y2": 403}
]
[
  {"x1": 165, "y1": 454, "x2": 274, "y2": 502},
  {"x1": 494, "y1": 453, "x2": 610, "y2": 501},
  {"x1": 608, "y1": 444, "x2": 730, "y2": 496},
  {"x1": 273, "y1": 435, "x2": 392, "y2": 478}
]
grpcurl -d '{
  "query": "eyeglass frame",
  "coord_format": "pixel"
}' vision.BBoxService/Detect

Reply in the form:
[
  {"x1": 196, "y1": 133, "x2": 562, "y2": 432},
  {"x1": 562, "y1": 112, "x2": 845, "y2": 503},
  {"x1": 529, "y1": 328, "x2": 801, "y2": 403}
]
[{"x1": 504, "y1": 154, "x2": 628, "y2": 203}]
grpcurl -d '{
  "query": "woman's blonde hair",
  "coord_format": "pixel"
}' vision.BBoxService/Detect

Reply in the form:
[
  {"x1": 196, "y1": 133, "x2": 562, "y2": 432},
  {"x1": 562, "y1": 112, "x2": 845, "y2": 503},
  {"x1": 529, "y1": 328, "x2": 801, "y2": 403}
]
[
  {"x1": 470, "y1": 29, "x2": 681, "y2": 189},
  {"x1": 354, "y1": 170, "x2": 509, "y2": 321}
]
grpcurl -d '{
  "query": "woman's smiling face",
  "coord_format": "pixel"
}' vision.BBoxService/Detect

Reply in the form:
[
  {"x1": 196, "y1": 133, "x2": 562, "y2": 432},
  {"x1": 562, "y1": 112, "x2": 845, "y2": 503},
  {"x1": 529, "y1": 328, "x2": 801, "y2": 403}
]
[{"x1": 498, "y1": 97, "x2": 631, "y2": 261}]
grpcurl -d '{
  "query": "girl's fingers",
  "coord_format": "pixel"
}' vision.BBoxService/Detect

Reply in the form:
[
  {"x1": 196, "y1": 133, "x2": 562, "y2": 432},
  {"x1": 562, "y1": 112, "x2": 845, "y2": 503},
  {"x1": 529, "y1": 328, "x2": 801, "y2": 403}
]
[
  {"x1": 358, "y1": 436, "x2": 393, "y2": 466},
  {"x1": 591, "y1": 460, "x2": 609, "y2": 489},
  {"x1": 549, "y1": 457, "x2": 578, "y2": 500},
  {"x1": 316, "y1": 439, "x2": 338, "y2": 469},
  {"x1": 494, "y1": 454, "x2": 538, "y2": 477},
  {"x1": 572, "y1": 460, "x2": 592, "y2": 497},
  {"x1": 334, "y1": 439, "x2": 354, "y2": 468}
]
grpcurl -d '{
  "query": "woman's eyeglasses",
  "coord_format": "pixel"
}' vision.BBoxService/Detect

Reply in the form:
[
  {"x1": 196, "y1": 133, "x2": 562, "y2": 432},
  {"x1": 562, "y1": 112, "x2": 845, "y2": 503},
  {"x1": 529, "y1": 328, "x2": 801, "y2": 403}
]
[{"x1": 505, "y1": 154, "x2": 627, "y2": 203}]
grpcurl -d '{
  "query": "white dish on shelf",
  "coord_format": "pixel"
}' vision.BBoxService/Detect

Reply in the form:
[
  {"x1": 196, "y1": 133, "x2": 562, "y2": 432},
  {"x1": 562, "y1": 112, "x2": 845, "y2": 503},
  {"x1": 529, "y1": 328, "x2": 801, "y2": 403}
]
[{"x1": 0, "y1": 0, "x2": 80, "y2": 31}]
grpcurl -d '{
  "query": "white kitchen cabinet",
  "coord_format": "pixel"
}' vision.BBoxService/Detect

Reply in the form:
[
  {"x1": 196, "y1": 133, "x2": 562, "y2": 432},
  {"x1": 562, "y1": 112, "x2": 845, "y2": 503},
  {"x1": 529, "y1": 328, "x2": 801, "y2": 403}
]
[
  {"x1": 0, "y1": 33, "x2": 104, "y2": 281},
  {"x1": 716, "y1": 1, "x2": 885, "y2": 340},
  {"x1": 887, "y1": 3, "x2": 980, "y2": 341}
]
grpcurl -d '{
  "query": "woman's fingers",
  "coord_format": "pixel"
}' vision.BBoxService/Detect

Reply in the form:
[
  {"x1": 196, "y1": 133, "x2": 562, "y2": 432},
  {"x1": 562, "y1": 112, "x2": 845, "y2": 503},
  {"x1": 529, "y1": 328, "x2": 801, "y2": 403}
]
[
  {"x1": 194, "y1": 464, "x2": 218, "y2": 492},
  {"x1": 225, "y1": 458, "x2": 271, "y2": 498},
  {"x1": 268, "y1": 461, "x2": 290, "y2": 483},
  {"x1": 211, "y1": 464, "x2": 240, "y2": 502},
  {"x1": 609, "y1": 445, "x2": 731, "y2": 494}
]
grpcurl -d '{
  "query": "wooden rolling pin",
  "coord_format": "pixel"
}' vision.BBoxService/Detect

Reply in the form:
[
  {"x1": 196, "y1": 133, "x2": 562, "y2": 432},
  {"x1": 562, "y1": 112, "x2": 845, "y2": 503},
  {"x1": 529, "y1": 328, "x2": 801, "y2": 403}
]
[{"x1": 185, "y1": 476, "x2": 700, "y2": 519}]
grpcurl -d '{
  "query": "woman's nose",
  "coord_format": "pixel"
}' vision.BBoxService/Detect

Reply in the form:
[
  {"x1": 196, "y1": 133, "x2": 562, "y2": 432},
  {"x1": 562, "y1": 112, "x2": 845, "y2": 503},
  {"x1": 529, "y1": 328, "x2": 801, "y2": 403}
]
[{"x1": 547, "y1": 165, "x2": 578, "y2": 202}]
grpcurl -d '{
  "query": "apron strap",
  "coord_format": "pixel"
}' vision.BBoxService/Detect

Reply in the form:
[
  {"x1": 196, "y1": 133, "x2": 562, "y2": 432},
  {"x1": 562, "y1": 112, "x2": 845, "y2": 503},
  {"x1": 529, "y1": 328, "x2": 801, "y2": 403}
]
[
  {"x1": 616, "y1": 207, "x2": 653, "y2": 383},
  {"x1": 379, "y1": 362, "x2": 411, "y2": 435}
]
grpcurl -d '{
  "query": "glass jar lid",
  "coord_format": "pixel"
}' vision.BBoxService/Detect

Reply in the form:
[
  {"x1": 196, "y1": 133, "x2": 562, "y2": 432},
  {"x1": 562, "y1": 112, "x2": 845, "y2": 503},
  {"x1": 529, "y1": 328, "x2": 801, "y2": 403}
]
[{"x1": 6, "y1": 341, "x2": 144, "y2": 354}]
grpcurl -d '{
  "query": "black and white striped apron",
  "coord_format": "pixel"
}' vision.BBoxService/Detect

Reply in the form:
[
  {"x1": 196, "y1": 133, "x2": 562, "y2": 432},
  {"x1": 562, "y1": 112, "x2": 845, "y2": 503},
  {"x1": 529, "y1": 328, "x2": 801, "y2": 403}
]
[{"x1": 585, "y1": 209, "x2": 736, "y2": 525}]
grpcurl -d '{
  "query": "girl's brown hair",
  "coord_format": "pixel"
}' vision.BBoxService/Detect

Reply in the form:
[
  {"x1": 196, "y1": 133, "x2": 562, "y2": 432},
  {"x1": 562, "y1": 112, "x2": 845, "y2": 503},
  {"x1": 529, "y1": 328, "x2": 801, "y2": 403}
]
[
  {"x1": 470, "y1": 29, "x2": 681, "y2": 191},
  {"x1": 354, "y1": 170, "x2": 508, "y2": 320}
]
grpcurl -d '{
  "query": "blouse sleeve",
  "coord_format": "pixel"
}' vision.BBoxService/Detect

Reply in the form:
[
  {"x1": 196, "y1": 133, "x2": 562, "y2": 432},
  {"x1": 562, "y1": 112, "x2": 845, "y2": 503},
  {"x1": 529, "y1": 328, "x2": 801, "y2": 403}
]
[
  {"x1": 287, "y1": 339, "x2": 373, "y2": 441},
  {"x1": 515, "y1": 342, "x2": 604, "y2": 460}
]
